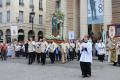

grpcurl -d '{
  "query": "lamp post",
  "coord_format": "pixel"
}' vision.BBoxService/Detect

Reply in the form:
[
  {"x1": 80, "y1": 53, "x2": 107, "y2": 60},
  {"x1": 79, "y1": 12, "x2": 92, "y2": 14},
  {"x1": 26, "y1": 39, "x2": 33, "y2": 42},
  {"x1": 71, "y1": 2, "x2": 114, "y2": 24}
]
[{"x1": 30, "y1": 8, "x2": 35, "y2": 39}]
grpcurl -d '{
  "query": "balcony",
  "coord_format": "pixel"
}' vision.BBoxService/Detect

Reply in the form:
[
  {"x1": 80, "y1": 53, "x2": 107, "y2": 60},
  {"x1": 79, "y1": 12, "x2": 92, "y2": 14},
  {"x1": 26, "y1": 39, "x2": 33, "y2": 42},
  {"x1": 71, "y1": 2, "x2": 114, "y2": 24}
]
[{"x1": 19, "y1": 2, "x2": 24, "y2": 6}]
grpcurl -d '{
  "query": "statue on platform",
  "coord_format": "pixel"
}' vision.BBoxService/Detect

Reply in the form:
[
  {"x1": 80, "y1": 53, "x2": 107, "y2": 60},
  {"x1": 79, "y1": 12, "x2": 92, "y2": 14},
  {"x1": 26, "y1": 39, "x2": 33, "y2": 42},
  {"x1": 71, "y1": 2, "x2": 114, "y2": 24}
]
[{"x1": 52, "y1": 13, "x2": 61, "y2": 37}]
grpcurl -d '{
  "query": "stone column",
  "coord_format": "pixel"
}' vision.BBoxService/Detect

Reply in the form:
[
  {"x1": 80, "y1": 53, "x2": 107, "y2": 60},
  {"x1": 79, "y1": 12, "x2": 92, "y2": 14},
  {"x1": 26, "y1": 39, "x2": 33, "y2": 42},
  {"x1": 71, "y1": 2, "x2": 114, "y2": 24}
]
[
  {"x1": 24, "y1": 29, "x2": 28, "y2": 41},
  {"x1": 80, "y1": 0, "x2": 88, "y2": 39},
  {"x1": 3, "y1": 29, "x2": 6, "y2": 43},
  {"x1": 35, "y1": 29, "x2": 38, "y2": 41},
  {"x1": 104, "y1": 0, "x2": 112, "y2": 31}
]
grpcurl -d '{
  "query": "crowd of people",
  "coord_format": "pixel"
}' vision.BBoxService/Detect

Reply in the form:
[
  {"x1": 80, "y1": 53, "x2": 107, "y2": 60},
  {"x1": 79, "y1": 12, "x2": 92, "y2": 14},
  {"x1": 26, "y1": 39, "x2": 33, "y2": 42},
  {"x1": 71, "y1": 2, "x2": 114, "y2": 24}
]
[
  {"x1": 0, "y1": 35, "x2": 93, "y2": 78},
  {"x1": 0, "y1": 38, "x2": 82, "y2": 64},
  {"x1": 0, "y1": 35, "x2": 120, "y2": 78}
]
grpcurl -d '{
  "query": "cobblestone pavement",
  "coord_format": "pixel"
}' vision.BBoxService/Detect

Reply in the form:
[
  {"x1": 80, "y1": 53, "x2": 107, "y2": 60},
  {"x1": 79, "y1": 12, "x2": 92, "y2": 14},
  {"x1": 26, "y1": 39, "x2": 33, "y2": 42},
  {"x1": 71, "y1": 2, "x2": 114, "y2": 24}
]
[{"x1": 0, "y1": 58, "x2": 120, "y2": 80}]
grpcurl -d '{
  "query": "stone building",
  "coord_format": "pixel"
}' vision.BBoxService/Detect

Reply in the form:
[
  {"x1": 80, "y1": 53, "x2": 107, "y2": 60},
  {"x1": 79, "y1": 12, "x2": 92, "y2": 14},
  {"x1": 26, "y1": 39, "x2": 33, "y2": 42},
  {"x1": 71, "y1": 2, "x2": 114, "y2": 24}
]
[
  {"x1": 45, "y1": 0, "x2": 112, "y2": 40},
  {"x1": 0, "y1": 0, "x2": 116, "y2": 42},
  {"x1": 0, "y1": 0, "x2": 46, "y2": 42}
]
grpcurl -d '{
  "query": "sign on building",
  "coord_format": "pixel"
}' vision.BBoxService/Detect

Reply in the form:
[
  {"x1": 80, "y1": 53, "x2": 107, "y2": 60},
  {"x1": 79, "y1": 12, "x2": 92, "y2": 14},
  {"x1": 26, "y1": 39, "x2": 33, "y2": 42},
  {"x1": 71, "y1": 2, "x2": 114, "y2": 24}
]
[
  {"x1": 68, "y1": 31, "x2": 75, "y2": 40},
  {"x1": 88, "y1": 0, "x2": 104, "y2": 24},
  {"x1": 11, "y1": 26, "x2": 18, "y2": 40}
]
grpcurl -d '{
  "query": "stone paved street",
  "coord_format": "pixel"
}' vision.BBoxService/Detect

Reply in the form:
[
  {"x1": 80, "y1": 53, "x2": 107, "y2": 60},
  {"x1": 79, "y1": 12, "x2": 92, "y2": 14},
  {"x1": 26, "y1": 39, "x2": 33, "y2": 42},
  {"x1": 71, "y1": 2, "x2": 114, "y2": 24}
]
[{"x1": 0, "y1": 58, "x2": 120, "y2": 80}]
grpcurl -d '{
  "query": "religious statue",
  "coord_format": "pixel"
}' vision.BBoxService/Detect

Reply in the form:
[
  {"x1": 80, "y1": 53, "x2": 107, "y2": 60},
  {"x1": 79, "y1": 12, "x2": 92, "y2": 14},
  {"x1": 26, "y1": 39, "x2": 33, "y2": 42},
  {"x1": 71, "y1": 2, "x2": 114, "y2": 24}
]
[
  {"x1": 52, "y1": 13, "x2": 58, "y2": 36},
  {"x1": 52, "y1": 13, "x2": 61, "y2": 37}
]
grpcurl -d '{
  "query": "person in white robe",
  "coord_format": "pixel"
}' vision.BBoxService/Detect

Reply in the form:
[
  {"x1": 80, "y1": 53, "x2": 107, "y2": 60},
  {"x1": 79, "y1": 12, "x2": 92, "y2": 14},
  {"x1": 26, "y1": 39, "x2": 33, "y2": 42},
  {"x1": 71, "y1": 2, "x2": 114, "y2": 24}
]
[
  {"x1": 80, "y1": 35, "x2": 92, "y2": 78},
  {"x1": 97, "y1": 39, "x2": 106, "y2": 62}
]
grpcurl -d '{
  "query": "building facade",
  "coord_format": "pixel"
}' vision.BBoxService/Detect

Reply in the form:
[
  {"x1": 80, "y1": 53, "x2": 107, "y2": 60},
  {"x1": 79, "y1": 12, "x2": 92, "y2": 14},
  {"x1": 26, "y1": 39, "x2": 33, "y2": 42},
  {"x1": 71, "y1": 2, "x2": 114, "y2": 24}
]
[
  {"x1": 0, "y1": 0, "x2": 116, "y2": 42},
  {"x1": 45, "y1": 0, "x2": 112, "y2": 40},
  {"x1": 0, "y1": 0, "x2": 46, "y2": 42}
]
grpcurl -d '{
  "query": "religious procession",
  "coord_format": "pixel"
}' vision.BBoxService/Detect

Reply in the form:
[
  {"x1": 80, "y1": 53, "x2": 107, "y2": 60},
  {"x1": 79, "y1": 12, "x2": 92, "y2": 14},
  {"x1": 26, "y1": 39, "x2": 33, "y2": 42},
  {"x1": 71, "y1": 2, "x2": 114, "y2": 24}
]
[
  {"x1": 0, "y1": 37, "x2": 81, "y2": 65},
  {"x1": 0, "y1": 33, "x2": 120, "y2": 78}
]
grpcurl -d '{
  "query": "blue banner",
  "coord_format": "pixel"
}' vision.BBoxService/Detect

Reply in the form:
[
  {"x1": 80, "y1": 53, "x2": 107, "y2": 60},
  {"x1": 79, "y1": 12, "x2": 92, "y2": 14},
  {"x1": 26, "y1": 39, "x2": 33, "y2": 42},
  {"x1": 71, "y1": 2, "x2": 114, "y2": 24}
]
[{"x1": 88, "y1": 0, "x2": 104, "y2": 24}]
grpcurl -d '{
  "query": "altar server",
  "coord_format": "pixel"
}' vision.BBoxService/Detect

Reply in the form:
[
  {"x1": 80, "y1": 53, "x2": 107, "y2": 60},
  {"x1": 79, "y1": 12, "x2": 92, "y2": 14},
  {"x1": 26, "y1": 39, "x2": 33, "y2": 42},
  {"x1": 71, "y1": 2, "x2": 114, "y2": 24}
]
[{"x1": 80, "y1": 35, "x2": 92, "y2": 78}]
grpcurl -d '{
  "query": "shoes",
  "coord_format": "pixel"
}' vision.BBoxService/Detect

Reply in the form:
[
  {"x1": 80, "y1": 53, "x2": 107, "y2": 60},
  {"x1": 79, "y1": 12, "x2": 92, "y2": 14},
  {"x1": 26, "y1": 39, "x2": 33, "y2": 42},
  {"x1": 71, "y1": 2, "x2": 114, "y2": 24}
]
[
  {"x1": 82, "y1": 75, "x2": 88, "y2": 78},
  {"x1": 87, "y1": 74, "x2": 91, "y2": 77},
  {"x1": 82, "y1": 74, "x2": 91, "y2": 78}
]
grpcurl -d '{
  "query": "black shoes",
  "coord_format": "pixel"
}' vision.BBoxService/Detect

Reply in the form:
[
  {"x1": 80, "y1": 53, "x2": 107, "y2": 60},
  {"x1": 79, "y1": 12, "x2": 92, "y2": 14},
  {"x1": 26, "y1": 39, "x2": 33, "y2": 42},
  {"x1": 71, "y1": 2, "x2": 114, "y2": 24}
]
[{"x1": 82, "y1": 74, "x2": 91, "y2": 78}]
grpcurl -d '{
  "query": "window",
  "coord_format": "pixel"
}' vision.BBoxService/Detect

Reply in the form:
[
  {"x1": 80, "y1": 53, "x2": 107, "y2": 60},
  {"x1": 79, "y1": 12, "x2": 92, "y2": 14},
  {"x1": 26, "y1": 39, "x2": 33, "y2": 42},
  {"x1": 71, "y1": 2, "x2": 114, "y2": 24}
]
[
  {"x1": 29, "y1": 0, "x2": 34, "y2": 8},
  {"x1": 0, "y1": 0, "x2": 2, "y2": 7},
  {"x1": 19, "y1": 11, "x2": 24, "y2": 23},
  {"x1": 56, "y1": 0, "x2": 61, "y2": 10},
  {"x1": 39, "y1": 15, "x2": 43, "y2": 24},
  {"x1": 19, "y1": 0, "x2": 24, "y2": 6},
  {"x1": 7, "y1": 11, "x2": 10, "y2": 22},
  {"x1": 6, "y1": 0, "x2": 10, "y2": 6},
  {"x1": 39, "y1": 0, "x2": 43, "y2": 10},
  {"x1": 0, "y1": 12, "x2": 2, "y2": 23}
]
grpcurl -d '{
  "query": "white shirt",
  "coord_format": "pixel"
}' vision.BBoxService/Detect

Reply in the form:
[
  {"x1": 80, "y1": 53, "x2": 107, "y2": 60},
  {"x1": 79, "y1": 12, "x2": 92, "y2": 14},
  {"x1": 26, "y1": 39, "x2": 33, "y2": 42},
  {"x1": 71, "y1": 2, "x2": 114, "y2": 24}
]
[
  {"x1": 41, "y1": 42, "x2": 47, "y2": 53},
  {"x1": 15, "y1": 45, "x2": 21, "y2": 51},
  {"x1": 35, "y1": 42, "x2": 41, "y2": 53},
  {"x1": 28, "y1": 41, "x2": 36, "y2": 52},
  {"x1": 80, "y1": 42, "x2": 92, "y2": 63},
  {"x1": 95, "y1": 43, "x2": 99, "y2": 52},
  {"x1": 97, "y1": 42, "x2": 105, "y2": 55}
]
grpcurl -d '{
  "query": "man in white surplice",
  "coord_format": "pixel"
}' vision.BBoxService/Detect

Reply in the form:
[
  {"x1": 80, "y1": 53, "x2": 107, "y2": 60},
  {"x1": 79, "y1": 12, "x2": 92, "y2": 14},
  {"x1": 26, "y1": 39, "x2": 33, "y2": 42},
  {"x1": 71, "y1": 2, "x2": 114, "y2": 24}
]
[
  {"x1": 80, "y1": 35, "x2": 92, "y2": 78},
  {"x1": 97, "y1": 39, "x2": 106, "y2": 62}
]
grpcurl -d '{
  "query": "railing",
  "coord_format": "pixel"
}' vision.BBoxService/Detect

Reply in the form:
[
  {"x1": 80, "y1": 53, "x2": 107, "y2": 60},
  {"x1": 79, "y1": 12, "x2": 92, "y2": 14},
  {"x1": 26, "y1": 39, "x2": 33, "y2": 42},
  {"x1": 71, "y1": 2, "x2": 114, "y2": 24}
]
[{"x1": 0, "y1": 22, "x2": 45, "y2": 29}]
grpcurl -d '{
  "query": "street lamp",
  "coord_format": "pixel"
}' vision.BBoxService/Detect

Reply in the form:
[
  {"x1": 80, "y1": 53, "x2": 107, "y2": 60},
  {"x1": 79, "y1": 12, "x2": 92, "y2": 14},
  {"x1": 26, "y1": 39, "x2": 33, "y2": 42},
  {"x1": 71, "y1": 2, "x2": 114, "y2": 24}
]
[{"x1": 30, "y1": 8, "x2": 35, "y2": 39}]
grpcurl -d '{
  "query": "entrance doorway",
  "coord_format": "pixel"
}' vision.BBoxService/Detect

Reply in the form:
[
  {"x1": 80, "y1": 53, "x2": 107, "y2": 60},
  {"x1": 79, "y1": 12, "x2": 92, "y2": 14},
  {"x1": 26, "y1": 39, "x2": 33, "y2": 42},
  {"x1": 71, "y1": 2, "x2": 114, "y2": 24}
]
[
  {"x1": 18, "y1": 29, "x2": 24, "y2": 42},
  {"x1": 0, "y1": 30, "x2": 3, "y2": 42},
  {"x1": 28, "y1": 30, "x2": 35, "y2": 40},
  {"x1": 6, "y1": 29, "x2": 11, "y2": 43},
  {"x1": 38, "y1": 31, "x2": 43, "y2": 40}
]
